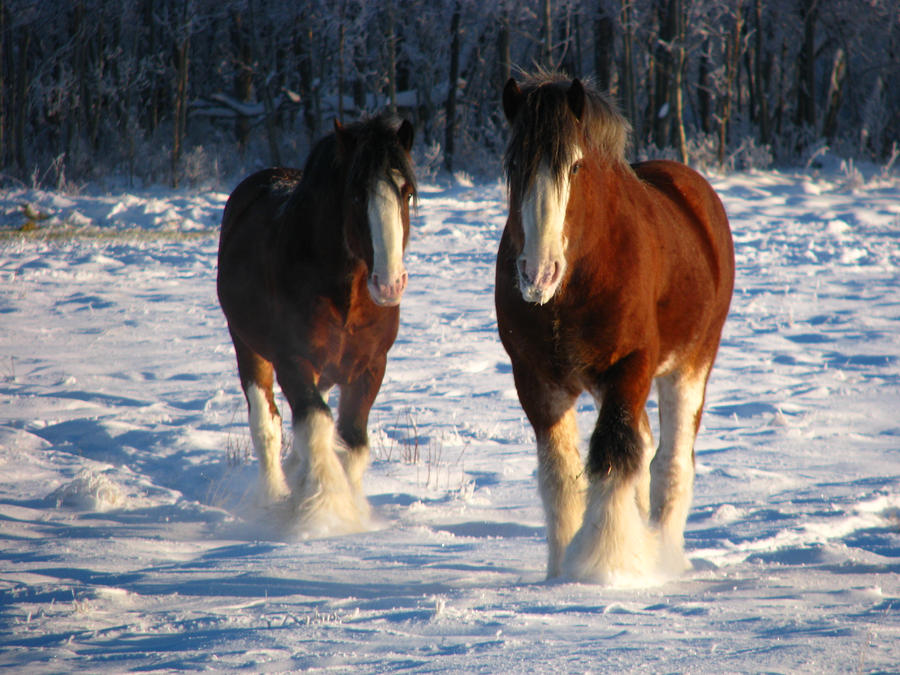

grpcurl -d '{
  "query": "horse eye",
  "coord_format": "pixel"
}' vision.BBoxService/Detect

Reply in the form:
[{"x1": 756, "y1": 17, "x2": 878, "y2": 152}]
[
  {"x1": 406, "y1": 192, "x2": 413, "y2": 204},
  {"x1": 572, "y1": 161, "x2": 583, "y2": 175}
]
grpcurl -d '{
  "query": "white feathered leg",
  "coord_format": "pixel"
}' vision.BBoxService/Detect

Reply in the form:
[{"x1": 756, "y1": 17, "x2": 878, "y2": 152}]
[
  {"x1": 537, "y1": 408, "x2": 587, "y2": 578},
  {"x1": 651, "y1": 368, "x2": 709, "y2": 573},
  {"x1": 634, "y1": 409, "x2": 655, "y2": 520},
  {"x1": 338, "y1": 442, "x2": 372, "y2": 520},
  {"x1": 292, "y1": 409, "x2": 366, "y2": 535},
  {"x1": 246, "y1": 384, "x2": 289, "y2": 503},
  {"x1": 562, "y1": 469, "x2": 662, "y2": 586}
]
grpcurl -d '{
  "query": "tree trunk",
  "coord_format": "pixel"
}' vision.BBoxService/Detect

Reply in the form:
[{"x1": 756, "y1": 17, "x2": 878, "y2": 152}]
[
  {"x1": 386, "y1": 1, "x2": 397, "y2": 113},
  {"x1": 230, "y1": 11, "x2": 253, "y2": 152},
  {"x1": 718, "y1": 6, "x2": 743, "y2": 166},
  {"x1": 295, "y1": 15, "x2": 317, "y2": 143},
  {"x1": 621, "y1": 0, "x2": 638, "y2": 146},
  {"x1": 558, "y1": 4, "x2": 577, "y2": 76},
  {"x1": 497, "y1": 2, "x2": 511, "y2": 88},
  {"x1": 542, "y1": 0, "x2": 552, "y2": 68},
  {"x1": 652, "y1": 0, "x2": 678, "y2": 148},
  {"x1": 822, "y1": 47, "x2": 846, "y2": 142},
  {"x1": 141, "y1": 0, "x2": 160, "y2": 134},
  {"x1": 594, "y1": 6, "x2": 614, "y2": 91},
  {"x1": 573, "y1": 5, "x2": 583, "y2": 78},
  {"x1": 698, "y1": 39, "x2": 712, "y2": 135},
  {"x1": 338, "y1": 21, "x2": 345, "y2": 123},
  {"x1": 444, "y1": 4, "x2": 461, "y2": 173},
  {"x1": 12, "y1": 24, "x2": 29, "y2": 174},
  {"x1": 171, "y1": 6, "x2": 190, "y2": 189},
  {"x1": 0, "y1": 0, "x2": 6, "y2": 170},
  {"x1": 247, "y1": 3, "x2": 282, "y2": 167},
  {"x1": 754, "y1": 0, "x2": 770, "y2": 144},
  {"x1": 859, "y1": 75, "x2": 884, "y2": 153},
  {"x1": 775, "y1": 36, "x2": 786, "y2": 137},
  {"x1": 671, "y1": 0, "x2": 687, "y2": 163},
  {"x1": 795, "y1": 0, "x2": 818, "y2": 131}
]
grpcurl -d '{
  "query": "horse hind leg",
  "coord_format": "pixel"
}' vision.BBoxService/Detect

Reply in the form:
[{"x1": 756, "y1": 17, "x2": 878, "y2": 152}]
[
  {"x1": 232, "y1": 335, "x2": 289, "y2": 503},
  {"x1": 650, "y1": 366, "x2": 710, "y2": 572}
]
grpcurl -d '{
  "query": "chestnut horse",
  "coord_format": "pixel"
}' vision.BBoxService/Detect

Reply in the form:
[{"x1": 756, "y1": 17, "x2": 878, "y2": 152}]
[
  {"x1": 218, "y1": 115, "x2": 416, "y2": 533},
  {"x1": 496, "y1": 73, "x2": 734, "y2": 584}
]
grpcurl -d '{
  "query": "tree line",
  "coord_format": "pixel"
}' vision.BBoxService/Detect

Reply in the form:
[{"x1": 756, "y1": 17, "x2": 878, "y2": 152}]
[{"x1": 2, "y1": 0, "x2": 898, "y2": 189}]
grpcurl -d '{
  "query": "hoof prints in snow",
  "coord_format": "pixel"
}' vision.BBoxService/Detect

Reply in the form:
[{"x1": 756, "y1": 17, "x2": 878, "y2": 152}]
[{"x1": 1, "y1": 173, "x2": 899, "y2": 672}]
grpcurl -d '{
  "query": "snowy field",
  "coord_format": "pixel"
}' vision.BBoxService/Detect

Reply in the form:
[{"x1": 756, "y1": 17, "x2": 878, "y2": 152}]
[{"x1": 1, "y1": 167, "x2": 899, "y2": 673}]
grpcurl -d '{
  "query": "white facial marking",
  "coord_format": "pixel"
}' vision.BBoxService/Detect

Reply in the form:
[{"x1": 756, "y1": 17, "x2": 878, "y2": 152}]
[
  {"x1": 518, "y1": 160, "x2": 577, "y2": 304},
  {"x1": 366, "y1": 169, "x2": 408, "y2": 306}
]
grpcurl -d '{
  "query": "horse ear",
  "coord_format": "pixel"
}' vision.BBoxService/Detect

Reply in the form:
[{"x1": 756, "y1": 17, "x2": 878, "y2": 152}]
[
  {"x1": 397, "y1": 119, "x2": 414, "y2": 153},
  {"x1": 568, "y1": 78, "x2": 586, "y2": 121},
  {"x1": 502, "y1": 78, "x2": 522, "y2": 123}
]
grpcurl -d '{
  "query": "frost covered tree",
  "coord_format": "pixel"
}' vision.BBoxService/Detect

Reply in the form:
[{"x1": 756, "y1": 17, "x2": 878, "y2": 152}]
[{"x1": 1, "y1": 0, "x2": 898, "y2": 186}]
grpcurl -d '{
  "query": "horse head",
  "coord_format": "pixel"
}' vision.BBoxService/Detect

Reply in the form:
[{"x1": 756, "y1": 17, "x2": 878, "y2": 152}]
[
  {"x1": 335, "y1": 116, "x2": 416, "y2": 307},
  {"x1": 503, "y1": 74, "x2": 630, "y2": 305}
]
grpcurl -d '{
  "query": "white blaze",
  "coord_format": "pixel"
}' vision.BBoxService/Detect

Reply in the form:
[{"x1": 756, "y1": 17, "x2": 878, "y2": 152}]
[
  {"x1": 518, "y1": 163, "x2": 572, "y2": 304},
  {"x1": 366, "y1": 170, "x2": 407, "y2": 306}
]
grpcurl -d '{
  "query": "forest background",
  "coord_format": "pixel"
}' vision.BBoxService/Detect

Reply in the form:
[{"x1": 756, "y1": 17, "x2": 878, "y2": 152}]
[{"x1": 2, "y1": 0, "x2": 899, "y2": 190}]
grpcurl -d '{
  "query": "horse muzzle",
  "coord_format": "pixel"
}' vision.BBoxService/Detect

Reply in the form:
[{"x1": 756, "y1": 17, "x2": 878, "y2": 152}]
[
  {"x1": 516, "y1": 256, "x2": 564, "y2": 305},
  {"x1": 367, "y1": 269, "x2": 408, "y2": 307}
]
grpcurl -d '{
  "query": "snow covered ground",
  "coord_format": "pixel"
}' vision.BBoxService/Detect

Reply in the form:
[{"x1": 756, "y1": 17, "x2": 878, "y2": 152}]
[{"x1": 1, "y1": 168, "x2": 898, "y2": 672}]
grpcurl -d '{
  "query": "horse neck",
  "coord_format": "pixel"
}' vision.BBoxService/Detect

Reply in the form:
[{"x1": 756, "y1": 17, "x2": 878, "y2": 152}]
[
  {"x1": 567, "y1": 161, "x2": 632, "y2": 256},
  {"x1": 278, "y1": 181, "x2": 361, "y2": 278}
]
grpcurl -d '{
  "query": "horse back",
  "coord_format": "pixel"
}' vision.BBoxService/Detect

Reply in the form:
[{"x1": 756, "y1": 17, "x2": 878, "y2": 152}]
[{"x1": 220, "y1": 168, "x2": 302, "y2": 246}]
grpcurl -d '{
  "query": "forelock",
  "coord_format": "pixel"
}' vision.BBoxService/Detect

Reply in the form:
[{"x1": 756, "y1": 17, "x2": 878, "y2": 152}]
[
  {"x1": 504, "y1": 72, "x2": 631, "y2": 192},
  {"x1": 344, "y1": 115, "x2": 417, "y2": 201}
]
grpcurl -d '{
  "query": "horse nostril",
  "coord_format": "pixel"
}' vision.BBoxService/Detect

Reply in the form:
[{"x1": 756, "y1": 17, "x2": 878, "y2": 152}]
[{"x1": 517, "y1": 257, "x2": 529, "y2": 282}]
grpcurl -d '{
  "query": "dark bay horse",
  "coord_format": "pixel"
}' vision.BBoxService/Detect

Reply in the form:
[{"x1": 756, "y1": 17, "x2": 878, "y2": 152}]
[
  {"x1": 217, "y1": 115, "x2": 416, "y2": 533},
  {"x1": 496, "y1": 73, "x2": 734, "y2": 584}
]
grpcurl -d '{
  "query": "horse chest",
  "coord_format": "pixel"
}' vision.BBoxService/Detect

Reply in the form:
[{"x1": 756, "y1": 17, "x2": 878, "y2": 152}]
[
  {"x1": 504, "y1": 293, "x2": 643, "y2": 384},
  {"x1": 309, "y1": 305, "x2": 397, "y2": 379}
]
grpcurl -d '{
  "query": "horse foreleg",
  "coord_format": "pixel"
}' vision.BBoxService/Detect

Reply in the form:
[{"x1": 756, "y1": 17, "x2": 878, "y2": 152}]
[
  {"x1": 232, "y1": 333, "x2": 289, "y2": 503},
  {"x1": 276, "y1": 360, "x2": 363, "y2": 534},
  {"x1": 535, "y1": 407, "x2": 586, "y2": 578},
  {"x1": 512, "y1": 365, "x2": 583, "y2": 578},
  {"x1": 564, "y1": 357, "x2": 664, "y2": 585},
  {"x1": 650, "y1": 367, "x2": 710, "y2": 571},
  {"x1": 336, "y1": 359, "x2": 385, "y2": 500}
]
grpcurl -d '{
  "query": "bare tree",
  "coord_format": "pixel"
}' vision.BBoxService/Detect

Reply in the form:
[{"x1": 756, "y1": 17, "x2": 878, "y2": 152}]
[
  {"x1": 795, "y1": 0, "x2": 818, "y2": 132},
  {"x1": 620, "y1": 0, "x2": 638, "y2": 145},
  {"x1": 594, "y1": 3, "x2": 615, "y2": 92},
  {"x1": 445, "y1": 1, "x2": 462, "y2": 172},
  {"x1": 4, "y1": 0, "x2": 900, "y2": 186}
]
